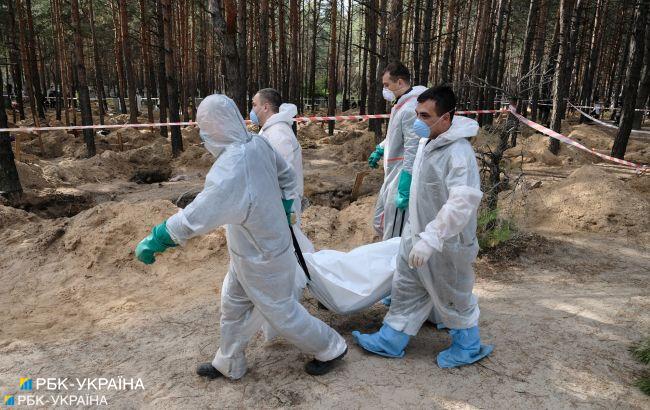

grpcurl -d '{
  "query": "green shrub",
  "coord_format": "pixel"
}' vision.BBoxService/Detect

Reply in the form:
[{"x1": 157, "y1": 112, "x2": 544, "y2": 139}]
[
  {"x1": 477, "y1": 208, "x2": 515, "y2": 249},
  {"x1": 632, "y1": 338, "x2": 650, "y2": 396}
]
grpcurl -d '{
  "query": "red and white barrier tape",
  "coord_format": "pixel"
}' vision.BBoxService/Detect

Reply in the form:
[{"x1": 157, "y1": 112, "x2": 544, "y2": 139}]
[
  {"x1": 508, "y1": 105, "x2": 648, "y2": 173},
  {"x1": 567, "y1": 102, "x2": 650, "y2": 136},
  {"x1": 0, "y1": 109, "x2": 506, "y2": 133}
]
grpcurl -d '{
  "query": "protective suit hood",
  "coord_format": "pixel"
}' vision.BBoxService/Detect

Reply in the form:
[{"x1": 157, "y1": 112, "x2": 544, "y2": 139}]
[
  {"x1": 197, "y1": 94, "x2": 251, "y2": 156},
  {"x1": 427, "y1": 115, "x2": 479, "y2": 151},
  {"x1": 262, "y1": 103, "x2": 298, "y2": 130}
]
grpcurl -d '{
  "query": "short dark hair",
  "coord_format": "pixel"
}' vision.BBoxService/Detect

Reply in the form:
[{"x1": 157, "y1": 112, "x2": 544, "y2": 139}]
[
  {"x1": 256, "y1": 88, "x2": 282, "y2": 113},
  {"x1": 417, "y1": 85, "x2": 456, "y2": 121},
  {"x1": 382, "y1": 61, "x2": 411, "y2": 83}
]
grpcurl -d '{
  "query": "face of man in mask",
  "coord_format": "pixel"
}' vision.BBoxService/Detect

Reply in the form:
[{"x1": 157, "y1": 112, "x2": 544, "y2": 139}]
[
  {"x1": 413, "y1": 99, "x2": 452, "y2": 140},
  {"x1": 381, "y1": 72, "x2": 409, "y2": 102},
  {"x1": 251, "y1": 94, "x2": 273, "y2": 127}
]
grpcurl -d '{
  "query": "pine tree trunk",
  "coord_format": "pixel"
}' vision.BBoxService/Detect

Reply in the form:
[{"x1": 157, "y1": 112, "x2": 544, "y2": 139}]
[
  {"x1": 530, "y1": 0, "x2": 549, "y2": 121},
  {"x1": 367, "y1": 0, "x2": 379, "y2": 133},
  {"x1": 118, "y1": 0, "x2": 139, "y2": 123},
  {"x1": 162, "y1": 0, "x2": 183, "y2": 156},
  {"x1": 309, "y1": 0, "x2": 321, "y2": 112},
  {"x1": 419, "y1": 0, "x2": 433, "y2": 86},
  {"x1": 359, "y1": 0, "x2": 370, "y2": 114},
  {"x1": 549, "y1": 0, "x2": 575, "y2": 155},
  {"x1": 156, "y1": 0, "x2": 169, "y2": 137},
  {"x1": 289, "y1": 0, "x2": 300, "y2": 105},
  {"x1": 6, "y1": 0, "x2": 25, "y2": 120},
  {"x1": 238, "y1": 0, "x2": 248, "y2": 110},
  {"x1": 110, "y1": 1, "x2": 128, "y2": 114},
  {"x1": 139, "y1": 0, "x2": 155, "y2": 124},
  {"x1": 0, "y1": 68, "x2": 23, "y2": 198},
  {"x1": 23, "y1": 0, "x2": 46, "y2": 119},
  {"x1": 440, "y1": 0, "x2": 456, "y2": 84},
  {"x1": 88, "y1": 0, "x2": 107, "y2": 126},
  {"x1": 342, "y1": 0, "x2": 352, "y2": 111},
  {"x1": 612, "y1": 0, "x2": 648, "y2": 159},
  {"x1": 279, "y1": 0, "x2": 288, "y2": 98},
  {"x1": 387, "y1": 0, "x2": 402, "y2": 64},
  {"x1": 259, "y1": 0, "x2": 270, "y2": 87},
  {"x1": 518, "y1": 0, "x2": 540, "y2": 116},
  {"x1": 70, "y1": 0, "x2": 97, "y2": 157},
  {"x1": 327, "y1": 0, "x2": 338, "y2": 136},
  {"x1": 632, "y1": 15, "x2": 650, "y2": 129}
]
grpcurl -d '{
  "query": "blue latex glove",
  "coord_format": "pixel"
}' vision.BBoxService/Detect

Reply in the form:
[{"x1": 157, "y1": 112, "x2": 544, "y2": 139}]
[
  {"x1": 395, "y1": 170, "x2": 412, "y2": 209},
  {"x1": 135, "y1": 221, "x2": 177, "y2": 265},
  {"x1": 368, "y1": 145, "x2": 384, "y2": 169},
  {"x1": 282, "y1": 198, "x2": 295, "y2": 226},
  {"x1": 437, "y1": 326, "x2": 494, "y2": 368},
  {"x1": 351, "y1": 323, "x2": 410, "y2": 358}
]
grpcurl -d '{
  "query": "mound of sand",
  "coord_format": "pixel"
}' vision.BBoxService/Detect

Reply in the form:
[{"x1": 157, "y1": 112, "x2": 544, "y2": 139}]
[
  {"x1": 43, "y1": 140, "x2": 172, "y2": 184},
  {"x1": 510, "y1": 165, "x2": 650, "y2": 240},
  {"x1": 15, "y1": 160, "x2": 59, "y2": 189},
  {"x1": 0, "y1": 199, "x2": 229, "y2": 342},
  {"x1": 301, "y1": 195, "x2": 377, "y2": 251},
  {"x1": 172, "y1": 144, "x2": 214, "y2": 172}
]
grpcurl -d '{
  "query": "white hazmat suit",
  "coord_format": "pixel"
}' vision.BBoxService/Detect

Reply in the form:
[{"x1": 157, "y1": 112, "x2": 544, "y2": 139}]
[
  {"x1": 165, "y1": 95, "x2": 347, "y2": 379},
  {"x1": 373, "y1": 86, "x2": 427, "y2": 240},
  {"x1": 384, "y1": 115, "x2": 484, "y2": 333}
]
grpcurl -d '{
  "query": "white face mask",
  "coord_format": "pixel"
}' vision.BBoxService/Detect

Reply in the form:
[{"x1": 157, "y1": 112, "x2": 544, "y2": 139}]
[{"x1": 382, "y1": 88, "x2": 396, "y2": 102}]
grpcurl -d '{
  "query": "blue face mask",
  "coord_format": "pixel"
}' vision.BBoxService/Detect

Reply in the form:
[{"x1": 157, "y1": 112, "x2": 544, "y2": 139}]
[
  {"x1": 413, "y1": 118, "x2": 431, "y2": 139},
  {"x1": 250, "y1": 108, "x2": 260, "y2": 126},
  {"x1": 413, "y1": 112, "x2": 450, "y2": 139}
]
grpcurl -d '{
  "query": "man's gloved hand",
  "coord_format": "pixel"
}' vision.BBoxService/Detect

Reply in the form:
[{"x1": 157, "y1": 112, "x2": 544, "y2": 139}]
[
  {"x1": 395, "y1": 170, "x2": 412, "y2": 210},
  {"x1": 282, "y1": 198, "x2": 296, "y2": 226},
  {"x1": 368, "y1": 145, "x2": 384, "y2": 169},
  {"x1": 408, "y1": 239, "x2": 435, "y2": 269},
  {"x1": 135, "y1": 221, "x2": 177, "y2": 264}
]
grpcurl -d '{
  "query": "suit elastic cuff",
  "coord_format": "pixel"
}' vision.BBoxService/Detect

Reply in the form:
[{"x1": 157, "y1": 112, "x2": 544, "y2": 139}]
[{"x1": 418, "y1": 230, "x2": 443, "y2": 252}]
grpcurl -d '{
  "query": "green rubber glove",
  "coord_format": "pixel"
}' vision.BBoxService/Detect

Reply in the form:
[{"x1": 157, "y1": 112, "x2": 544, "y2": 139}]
[
  {"x1": 135, "y1": 221, "x2": 177, "y2": 265},
  {"x1": 395, "y1": 170, "x2": 412, "y2": 210},
  {"x1": 282, "y1": 198, "x2": 296, "y2": 225},
  {"x1": 368, "y1": 145, "x2": 384, "y2": 169}
]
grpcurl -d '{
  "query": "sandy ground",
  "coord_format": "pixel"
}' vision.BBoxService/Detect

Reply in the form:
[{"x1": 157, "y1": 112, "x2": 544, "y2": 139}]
[{"x1": 1, "y1": 112, "x2": 649, "y2": 408}]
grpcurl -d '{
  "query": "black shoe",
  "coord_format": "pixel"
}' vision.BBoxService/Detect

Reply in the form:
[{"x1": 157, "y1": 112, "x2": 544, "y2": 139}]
[
  {"x1": 305, "y1": 347, "x2": 347, "y2": 376},
  {"x1": 196, "y1": 363, "x2": 223, "y2": 379}
]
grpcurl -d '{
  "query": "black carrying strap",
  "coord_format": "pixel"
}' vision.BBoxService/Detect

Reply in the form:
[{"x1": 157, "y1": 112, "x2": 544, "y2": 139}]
[{"x1": 289, "y1": 224, "x2": 311, "y2": 281}]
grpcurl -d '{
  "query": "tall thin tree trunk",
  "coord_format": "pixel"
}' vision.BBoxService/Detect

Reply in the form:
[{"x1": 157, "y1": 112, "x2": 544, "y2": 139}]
[
  {"x1": 260, "y1": 0, "x2": 270, "y2": 87},
  {"x1": 518, "y1": 0, "x2": 540, "y2": 116},
  {"x1": 139, "y1": 0, "x2": 155, "y2": 124},
  {"x1": 289, "y1": 0, "x2": 300, "y2": 105},
  {"x1": 419, "y1": 0, "x2": 433, "y2": 87},
  {"x1": 23, "y1": 0, "x2": 46, "y2": 119},
  {"x1": 367, "y1": 0, "x2": 379, "y2": 133},
  {"x1": 549, "y1": 0, "x2": 575, "y2": 155},
  {"x1": 89, "y1": 0, "x2": 107, "y2": 125},
  {"x1": 163, "y1": 0, "x2": 183, "y2": 155},
  {"x1": 440, "y1": 0, "x2": 456, "y2": 84},
  {"x1": 70, "y1": 0, "x2": 96, "y2": 157},
  {"x1": 632, "y1": 15, "x2": 650, "y2": 129},
  {"x1": 612, "y1": 0, "x2": 648, "y2": 159},
  {"x1": 0, "y1": 68, "x2": 22, "y2": 197},
  {"x1": 118, "y1": 0, "x2": 139, "y2": 123},
  {"x1": 156, "y1": 0, "x2": 169, "y2": 137},
  {"x1": 7, "y1": 0, "x2": 25, "y2": 120},
  {"x1": 387, "y1": 0, "x2": 403, "y2": 63},
  {"x1": 530, "y1": 0, "x2": 549, "y2": 121},
  {"x1": 238, "y1": 0, "x2": 248, "y2": 110},
  {"x1": 327, "y1": 0, "x2": 338, "y2": 136}
]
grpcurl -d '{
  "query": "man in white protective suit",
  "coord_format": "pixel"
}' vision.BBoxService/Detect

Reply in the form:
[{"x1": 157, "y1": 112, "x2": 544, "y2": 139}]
[
  {"x1": 134, "y1": 94, "x2": 347, "y2": 379},
  {"x1": 352, "y1": 85, "x2": 494, "y2": 368},
  {"x1": 250, "y1": 88, "x2": 314, "y2": 254},
  {"x1": 368, "y1": 61, "x2": 427, "y2": 241}
]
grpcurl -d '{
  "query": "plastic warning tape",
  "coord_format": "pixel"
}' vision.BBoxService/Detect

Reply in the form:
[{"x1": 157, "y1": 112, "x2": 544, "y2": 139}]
[
  {"x1": 567, "y1": 102, "x2": 650, "y2": 136},
  {"x1": 0, "y1": 109, "x2": 507, "y2": 133},
  {"x1": 508, "y1": 105, "x2": 648, "y2": 173}
]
